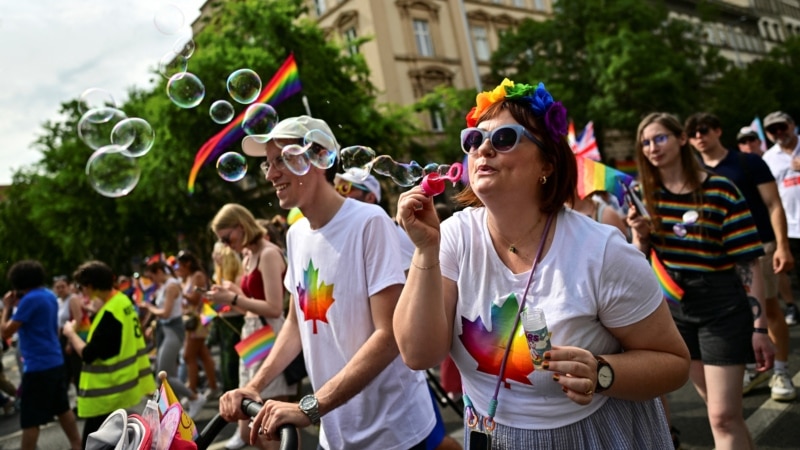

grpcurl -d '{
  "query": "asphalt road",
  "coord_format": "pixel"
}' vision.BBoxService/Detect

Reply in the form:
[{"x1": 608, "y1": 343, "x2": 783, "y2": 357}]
[{"x1": 1, "y1": 322, "x2": 799, "y2": 449}]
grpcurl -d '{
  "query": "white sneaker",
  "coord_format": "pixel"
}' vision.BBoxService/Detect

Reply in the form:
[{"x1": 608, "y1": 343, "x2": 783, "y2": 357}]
[
  {"x1": 224, "y1": 432, "x2": 247, "y2": 450},
  {"x1": 743, "y1": 369, "x2": 771, "y2": 395},
  {"x1": 769, "y1": 371, "x2": 797, "y2": 401},
  {"x1": 785, "y1": 303, "x2": 798, "y2": 326},
  {"x1": 186, "y1": 392, "x2": 207, "y2": 418}
]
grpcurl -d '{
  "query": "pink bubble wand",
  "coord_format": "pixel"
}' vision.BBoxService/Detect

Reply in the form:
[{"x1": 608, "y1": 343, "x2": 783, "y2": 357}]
[{"x1": 420, "y1": 163, "x2": 463, "y2": 197}]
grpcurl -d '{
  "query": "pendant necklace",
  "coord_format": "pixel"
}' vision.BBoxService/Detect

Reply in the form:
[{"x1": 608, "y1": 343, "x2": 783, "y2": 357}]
[{"x1": 488, "y1": 214, "x2": 545, "y2": 255}]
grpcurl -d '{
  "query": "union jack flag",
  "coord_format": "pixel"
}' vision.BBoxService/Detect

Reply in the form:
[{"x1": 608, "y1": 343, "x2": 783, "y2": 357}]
[{"x1": 571, "y1": 121, "x2": 601, "y2": 161}]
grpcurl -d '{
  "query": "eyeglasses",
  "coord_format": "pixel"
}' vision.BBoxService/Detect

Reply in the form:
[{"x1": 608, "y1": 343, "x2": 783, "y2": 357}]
[
  {"x1": 335, "y1": 181, "x2": 370, "y2": 196},
  {"x1": 260, "y1": 157, "x2": 286, "y2": 176},
  {"x1": 219, "y1": 228, "x2": 236, "y2": 245},
  {"x1": 460, "y1": 124, "x2": 544, "y2": 154},
  {"x1": 738, "y1": 136, "x2": 757, "y2": 144},
  {"x1": 766, "y1": 123, "x2": 788, "y2": 135},
  {"x1": 688, "y1": 126, "x2": 710, "y2": 136},
  {"x1": 641, "y1": 134, "x2": 670, "y2": 148}
]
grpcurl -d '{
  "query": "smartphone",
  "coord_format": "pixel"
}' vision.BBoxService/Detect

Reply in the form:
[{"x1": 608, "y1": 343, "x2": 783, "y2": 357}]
[
  {"x1": 468, "y1": 430, "x2": 492, "y2": 450},
  {"x1": 194, "y1": 287, "x2": 208, "y2": 293},
  {"x1": 621, "y1": 182, "x2": 650, "y2": 219}
]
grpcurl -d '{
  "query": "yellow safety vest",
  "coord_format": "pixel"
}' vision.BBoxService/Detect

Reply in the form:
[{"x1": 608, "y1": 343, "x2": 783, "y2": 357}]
[{"x1": 77, "y1": 292, "x2": 155, "y2": 417}]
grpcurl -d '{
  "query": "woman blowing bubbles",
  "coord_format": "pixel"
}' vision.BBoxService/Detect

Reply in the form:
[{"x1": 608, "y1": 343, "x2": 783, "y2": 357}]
[{"x1": 394, "y1": 80, "x2": 690, "y2": 449}]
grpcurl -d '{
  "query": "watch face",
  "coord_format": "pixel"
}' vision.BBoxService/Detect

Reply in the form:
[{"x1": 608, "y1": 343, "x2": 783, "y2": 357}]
[
  {"x1": 300, "y1": 396, "x2": 316, "y2": 409},
  {"x1": 598, "y1": 366, "x2": 613, "y2": 388}
]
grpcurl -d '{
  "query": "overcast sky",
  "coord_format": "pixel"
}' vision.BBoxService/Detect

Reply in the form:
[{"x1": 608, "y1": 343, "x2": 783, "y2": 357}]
[{"x1": 0, "y1": 0, "x2": 206, "y2": 185}]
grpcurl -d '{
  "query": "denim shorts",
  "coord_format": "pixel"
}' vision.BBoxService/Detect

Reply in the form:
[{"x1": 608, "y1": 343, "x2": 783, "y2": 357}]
[{"x1": 668, "y1": 270, "x2": 754, "y2": 365}]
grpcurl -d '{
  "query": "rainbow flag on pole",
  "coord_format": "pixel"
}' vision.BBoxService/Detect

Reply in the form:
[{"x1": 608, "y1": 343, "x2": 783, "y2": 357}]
[
  {"x1": 187, "y1": 54, "x2": 302, "y2": 193},
  {"x1": 157, "y1": 375, "x2": 198, "y2": 441},
  {"x1": 576, "y1": 156, "x2": 633, "y2": 207},
  {"x1": 235, "y1": 324, "x2": 276, "y2": 369},
  {"x1": 649, "y1": 249, "x2": 684, "y2": 305}
]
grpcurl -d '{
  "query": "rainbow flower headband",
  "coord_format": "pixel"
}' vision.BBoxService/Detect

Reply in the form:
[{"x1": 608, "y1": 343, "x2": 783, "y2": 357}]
[{"x1": 466, "y1": 79, "x2": 568, "y2": 142}]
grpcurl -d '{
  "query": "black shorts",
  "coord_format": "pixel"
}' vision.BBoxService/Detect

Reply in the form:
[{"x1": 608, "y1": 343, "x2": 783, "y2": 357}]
[
  {"x1": 669, "y1": 270, "x2": 754, "y2": 365},
  {"x1": 20, "y1": 366, "x2": 71, "y2": 428}
]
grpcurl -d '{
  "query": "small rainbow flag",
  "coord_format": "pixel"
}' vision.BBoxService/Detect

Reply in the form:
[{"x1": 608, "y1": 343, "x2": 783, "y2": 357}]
[
  {"x1": 235, "y1": 323, "x2": 276, "y2": 369},
  {"x1": 76, "y1": 314, "x2": 92, "y2": 342},
  {"x1": 187, "y1": 54, "x2": 302, "y2": 193},
  {"x1": 650, "y1": 249, "x2": 684, "y2": 305},
  {"x1": 200, "y1": 301, "x2": 217, "y2": 327},
  {"x1": 576, "y1": 155, "x2": 633, "y2": 207},
  {"x1": 158, "y1": 376, "x2": 198, "y2": 441}
]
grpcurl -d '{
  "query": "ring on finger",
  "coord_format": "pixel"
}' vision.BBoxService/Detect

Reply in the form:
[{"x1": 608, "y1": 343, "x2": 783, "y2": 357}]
[{"x1": 585, "y1": 388, "x2": 594, "y2": 395}]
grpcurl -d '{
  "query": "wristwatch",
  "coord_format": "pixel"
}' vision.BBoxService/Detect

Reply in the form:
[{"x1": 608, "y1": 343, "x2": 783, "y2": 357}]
[
  {"x1": 595, "y1": 356, "x2": 614, "y2": 393},
  {"x1": 298, "y1": 394, "x2": 320, "y2": 425}
]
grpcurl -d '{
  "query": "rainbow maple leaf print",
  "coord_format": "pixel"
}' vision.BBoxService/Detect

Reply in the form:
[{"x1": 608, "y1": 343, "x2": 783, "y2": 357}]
[
  {"x1": 459, "y1": 293, "x2": 534, "y2": 388},
  {"x1": 297, "y1": 260, "x2": 335, "y2": 334}
]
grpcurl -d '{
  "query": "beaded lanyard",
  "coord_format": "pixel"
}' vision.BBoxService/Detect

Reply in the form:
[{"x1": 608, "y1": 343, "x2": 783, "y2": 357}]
[{"x1": 465, "y1": 212, "x2": 554, "y2": 434}]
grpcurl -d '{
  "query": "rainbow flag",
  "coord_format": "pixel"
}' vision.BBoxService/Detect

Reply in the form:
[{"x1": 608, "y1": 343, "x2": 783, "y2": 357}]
[
  {"x1": 650, "y1": 249, "x2": 684, "y2": 305},
  {"x1": 157, "y1": 376, "x2": 198, "y2": 441},
  {"x1": 76, "y1": 314, "x2": 92, "y2": 342},
  {"x1": 751, "y1": 116, "x2": 768, "y2": 152},
  {"x1": 614, "y1": 158, "x2": 638, "y2": 176},
  {"x1": 200, "y1": 301, "x2": 217, "y2": 326},
  {"x1": 187, "y1": 54, "x2": 302, "y2": 193},
  {"x1": 576, "y1": 155, "x2": 633, "y2": 207},
  {"x1": 235, "y1": 323, "x2": 276, "y2": 369}
]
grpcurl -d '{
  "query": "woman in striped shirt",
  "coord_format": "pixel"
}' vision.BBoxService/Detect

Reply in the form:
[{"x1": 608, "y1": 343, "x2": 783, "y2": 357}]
[{"x1": 628, "y1": 112, "x2": 774, "y2": 450}]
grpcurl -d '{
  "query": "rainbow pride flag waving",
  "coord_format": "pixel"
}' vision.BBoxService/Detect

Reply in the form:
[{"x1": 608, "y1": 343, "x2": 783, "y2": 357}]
[
  {"x1": 187, "y1": 54, "x2": 302, "y2": 193},
  {"x1": 650, "y1": 249, "x2": 684, "y2": 305},
  {"x1": 235, "y1": 323, "x2": 276, "y2": 369},
  {"x1": 575, "y1": 155, "x2": 634, "y2": 207}
]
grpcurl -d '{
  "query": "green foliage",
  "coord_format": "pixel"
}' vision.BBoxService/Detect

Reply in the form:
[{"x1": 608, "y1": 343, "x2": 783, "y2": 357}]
[{"x1": 0, "y1": 0, "x2": 418, "y2": 287}]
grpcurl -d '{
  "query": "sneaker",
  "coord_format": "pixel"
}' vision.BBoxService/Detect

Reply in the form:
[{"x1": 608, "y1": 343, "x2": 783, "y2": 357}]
[
  {"x1": 743, "y1": 369, "x2": 771, "y2": 395},
  {"x1": 224, "y1": 432, "x2": 247, "y2": 450},
  {"x1": 769, "y1": 372, "x2": 797, "y2": 401},
  {"x1": 204, "y1": 387, "x2": 222, "y2": 399},
  {"x1": 186, "y1": 392, "x2": 207, "y2": 419},
  {"x1": 785, "y1": 303, "x2": 798, "y2": 326}
]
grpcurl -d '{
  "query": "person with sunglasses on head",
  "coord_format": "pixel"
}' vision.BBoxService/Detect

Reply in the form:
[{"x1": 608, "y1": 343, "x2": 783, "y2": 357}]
[
  {"x1": 686, "y1": 112, "x2": 796, "y2": 403},
  {"x1": 217, "y1": 116, "x2": 438, "y2": 450},
  {"x1": 395, "y1": 80, "x2": 689, "y2": 448},
  {"x1": 207, "y1": 203, "x2": 297, "y2": 450},
  {"x1": 628, "y1": 112, "x2": 773, "y2": 450}
]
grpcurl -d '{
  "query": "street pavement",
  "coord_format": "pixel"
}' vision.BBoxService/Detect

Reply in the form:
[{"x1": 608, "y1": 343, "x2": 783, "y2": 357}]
[{"x1": 1, "y1": 322, "x2": 800, "y2": 449}]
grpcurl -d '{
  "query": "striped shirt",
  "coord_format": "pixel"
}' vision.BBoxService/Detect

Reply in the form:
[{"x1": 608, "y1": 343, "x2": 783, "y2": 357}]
[{"x1": 651, "y1": 175, "x2": 763, "y2": 272}]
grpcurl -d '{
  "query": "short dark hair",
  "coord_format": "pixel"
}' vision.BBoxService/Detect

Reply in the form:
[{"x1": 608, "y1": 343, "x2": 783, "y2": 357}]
[
  {"x1": 7, "y1": 260, "x2": 46, "y2": 290},
  {"x1": 684, "y1": 112, "x2": 722, "y2": 135},
  {"x1": 73, "y1": 260, "x2": 115, "y2": 291},
  {"x1": 177, "y1": 250, "x2": 202, "y2": 273}
]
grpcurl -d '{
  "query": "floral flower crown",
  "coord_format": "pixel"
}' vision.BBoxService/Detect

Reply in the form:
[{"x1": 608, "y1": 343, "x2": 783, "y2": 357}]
[{"x1": 465, "y1": 79, "x2": 568, "y2": 142}]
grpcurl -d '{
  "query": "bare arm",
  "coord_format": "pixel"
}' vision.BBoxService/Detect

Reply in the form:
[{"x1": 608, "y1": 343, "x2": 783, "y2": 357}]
[
  {"x1": 1, "y1": 292, "x2": 19, "y2": 340},
  {"x1": 757, "y1": 181, "x2": 794, "y2": 273},
  {"x1": 229, "y1": 247, "x2": 285, "y2": 318},
  {"x1": 736, "y1": 259, "x2": 775, "y2": 371},
  {"x1": 184, "y1": 272, "x2": 207, "y2": 306},
  {"x1": 601, "y1": 206, "x2": 629, "y2": 239}
]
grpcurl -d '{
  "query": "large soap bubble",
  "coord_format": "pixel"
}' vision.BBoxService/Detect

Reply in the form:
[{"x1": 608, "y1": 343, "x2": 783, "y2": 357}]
[
  {"x1": 158, "y1": 51, "x2": 188, "y2": 79},
  {"x1": 77, "y1": 107, "x2": 128, "y2": 150},
  {"x1": 111, "y1": 118, "x2": 155, "y2": 157},
  {"x1": 227, "y1": 69, "x2": 262, "y2": 104},
  {"x1": 167, "y1": 72, "x2": 205, "y2": 108},
  {"x1": 304, "y1": 130, "x2": 337, "y2": 169},
  {"x1": 85, "y1": 145, "x2": 141, "y2": 197},
  {"x1": 216, "y1": 152, "x2": 248, "y2": 182},
  {"x1": 78, "y1": 88, "x2": 117, "y2": 119},
  {"x1": 209, "y1": 100, "x2": 235, "y2": 124},
  {"x1": 242, "y1": 104, "x2": 278, "y2": 137},
  {"x1": 154, "y1": 4, "x2": 184, "y2": 35}
]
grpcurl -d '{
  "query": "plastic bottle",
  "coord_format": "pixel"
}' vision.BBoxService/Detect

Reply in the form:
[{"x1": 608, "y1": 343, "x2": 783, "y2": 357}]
[
  {"x1": 142, "y1": 398, "x2": 161, "y2": 450},
  {"x1": 522, "y1": 308, "x2": 552, "y2": 369}
]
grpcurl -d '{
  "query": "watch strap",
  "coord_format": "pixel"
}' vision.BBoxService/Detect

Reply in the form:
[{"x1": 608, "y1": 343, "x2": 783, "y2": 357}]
[{"x1": 299, "y1": 394, "x2": 320, "y2": 425}]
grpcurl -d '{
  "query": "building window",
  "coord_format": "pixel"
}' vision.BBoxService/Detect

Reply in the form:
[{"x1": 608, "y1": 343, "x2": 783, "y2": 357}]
[
  {"x1": 413, "y1": 19, "x2": 434, "y2": 57},
  {"x1": 514, "y1": 0, "x2": 526, "y2": 6},
  {"x1": 314, "y1": 0, "x2": 326, "y2": 16},
  {"x1": 344, "y1": 26, "x2": 359, "y2": 55},
  {"x1": 534, "y1": 0, "x2": 545, "y2": 10},
  {"x1": 430, "y1": 108, "x2": 445, "y2": 132},
  {"x1": 472, "y1": 25, "x2": 491, "y2": 61}
]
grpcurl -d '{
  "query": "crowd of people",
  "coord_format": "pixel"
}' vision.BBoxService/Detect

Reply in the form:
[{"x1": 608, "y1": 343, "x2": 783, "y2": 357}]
[{"x1": 2, "y1": 79, "x2": 800, "y2": 450}]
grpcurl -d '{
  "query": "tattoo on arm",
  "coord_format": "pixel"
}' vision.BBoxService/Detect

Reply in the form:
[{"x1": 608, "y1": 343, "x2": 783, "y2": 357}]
[{"x1": 736, "y1": 262, "x2": 762, "y2": 320}]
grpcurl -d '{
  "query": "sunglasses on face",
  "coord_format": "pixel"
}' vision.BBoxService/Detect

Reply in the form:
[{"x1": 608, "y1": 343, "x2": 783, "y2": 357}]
[
  {"x1": 641, "y1": 134, "x2": 670, "y2": 148},
  {"x1": 335, "y1": 181, "x2": 370, "y2": 196},
  {"x1": 219, "y1": 228, "x2": 236, "y2": 245},
  {"x1": 738, "y1": 136, "x2": 757, "y2": 144},
  {"x1": 460, "y1": 124, "x2": 544, "y2": 154},
  {"x1": 688, "y1": 126, "x2": 710, "y2": 136},
  {"x1": 766, "y1": 123, "x2": 788, "y2": 135}
]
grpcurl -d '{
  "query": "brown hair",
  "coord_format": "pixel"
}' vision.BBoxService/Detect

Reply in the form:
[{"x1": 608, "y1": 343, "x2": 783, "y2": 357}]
[{"x1": 454, "y1": 100, "x2": 576, "y2": 214}]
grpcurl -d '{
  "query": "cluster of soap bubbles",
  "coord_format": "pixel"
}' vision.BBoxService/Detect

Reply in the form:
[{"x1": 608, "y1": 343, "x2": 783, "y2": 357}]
[
  {"x1": 339, "y1": 146, "x2": 459, "y2": 189},
  {"x1": 260, "y1": 130, "x2": 338, "y2": 177}
]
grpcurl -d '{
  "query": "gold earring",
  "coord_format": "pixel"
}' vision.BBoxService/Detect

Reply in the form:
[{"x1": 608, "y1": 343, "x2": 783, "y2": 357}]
[{"x1": 539, "y1": 175, "x2": 547, "y2": 185}]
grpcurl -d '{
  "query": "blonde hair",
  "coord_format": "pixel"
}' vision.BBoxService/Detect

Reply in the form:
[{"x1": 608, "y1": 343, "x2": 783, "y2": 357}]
[
  {"x1": 213, "y1": 241, "x2": 243, "y2": 284},
  {"x1": 210, "y1": 203, "x2": 265, "y2": 247}
]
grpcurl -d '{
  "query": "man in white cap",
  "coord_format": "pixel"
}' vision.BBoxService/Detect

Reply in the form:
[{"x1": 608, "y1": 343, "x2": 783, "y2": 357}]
[
  {"x1": 737, "y1": 127, "x2": 764, "y2": 157},
  {"x1": 763, "y1": 111, "x2": 800, "y2": 328},
  {"x1": 219, "y1": 116, "x2": 439, "y2": 450}
]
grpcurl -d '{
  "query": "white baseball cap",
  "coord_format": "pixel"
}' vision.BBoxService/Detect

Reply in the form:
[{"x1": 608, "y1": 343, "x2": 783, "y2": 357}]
[
  {"x1": 334, "y1": 168, "x2": 381, "y2": 203},
  {"x1": 241, "y1": 115, "x2": 340, "y2": 157}
]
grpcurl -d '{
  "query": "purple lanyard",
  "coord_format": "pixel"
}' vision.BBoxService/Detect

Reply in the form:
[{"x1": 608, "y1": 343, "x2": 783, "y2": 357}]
[{"x1": 465, "y1": 212, "x2": 554, "y2": 432}]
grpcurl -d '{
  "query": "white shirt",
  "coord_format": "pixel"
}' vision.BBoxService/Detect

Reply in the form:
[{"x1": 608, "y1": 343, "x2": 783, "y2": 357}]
[
  {"x1": 763, "y1": 139, "x2": 800, "y2": 238},
  {"x1": 441, "y1": 207, "x2": 663, "y2": 429},
  {"x1": 155, "y1": 278, "x2": 183, "y2": 320},
  {"x1": 284, "y1": 199, "x2": 435, "y2": 450}
]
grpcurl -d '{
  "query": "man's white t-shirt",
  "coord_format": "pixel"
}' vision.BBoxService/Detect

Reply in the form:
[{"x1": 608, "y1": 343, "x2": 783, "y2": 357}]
[
  {"x1": 284, "y1": 199, "x2": 435, "y2": 450},
  {"x1": 440, "y1": 207, "x2": 663, "y2": 429},
  {"x1": 763, "y1": 140, "x2": 800, "y2": 238}
]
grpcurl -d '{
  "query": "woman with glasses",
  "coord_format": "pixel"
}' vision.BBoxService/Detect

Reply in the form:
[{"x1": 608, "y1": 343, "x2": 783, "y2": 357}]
[
  {"x1": 394, "y1": 80, "x2": 689, "y2": 448},
  {"x1": 207, "y1": 203, "x2": 296, "y2": 450},
  {"x1": 628, "y1": 112, "x2": 773, "y2": 450}
]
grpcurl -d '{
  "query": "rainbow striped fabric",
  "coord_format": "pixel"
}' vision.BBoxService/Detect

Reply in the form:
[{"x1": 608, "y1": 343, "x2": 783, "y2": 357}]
[
  {"x1": 576, "y1": 156, "x2": 634, "y2": 207},
  {"x1": 235, "y1": 323, "x2": 276, "y2": 369},
  {"x1": 187, "y1": 54, "x2": 302, "y2": 193},
  {"x1": 650, "y1": 249, "x2": 684, "y2": 305}
]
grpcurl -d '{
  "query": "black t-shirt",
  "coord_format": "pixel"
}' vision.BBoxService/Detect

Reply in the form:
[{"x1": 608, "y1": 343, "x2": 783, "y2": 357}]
[
  {"x1": 705, "y1": 149, "x2": 776, "y2": 244},
  {"x1": 81, "y1": 312, "x2": 122, "y2": 364}
]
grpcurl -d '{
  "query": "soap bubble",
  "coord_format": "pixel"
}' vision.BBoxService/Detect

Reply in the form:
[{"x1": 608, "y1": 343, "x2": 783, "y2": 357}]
[
  {"x1": 77, "y1": 107, "x2": 128, "y2": 150},
  {"x1": 154, "y1": 4, "x2": 184, "y2": 35},
  {"x1": 216, "y1": 152, "x2": 248, "y2": 182},
  {"x1": 166, "y1": 72, "x2": 205, "y2": 108},
  {"x1": 173, "y1": 34, "x2": 195, "y2": 58},
  {"x1": 85, "y1": 145, "x2": 141, "y2": 197},
  {"x1": 340, "y1": 146, "x2": 377, "y2": 175},
  {"x1": 280, "y1": 145, "x2": 311, "y2": 176},
  {"x1": 158, "y1": 51, "x2": 188, "y2": 78},
  {"x1": 111, "y1": 118, "x2": 155, "y2": 157},
  {"x1": 242, "y1": 103, "x2": 278, "y2": 137},
  {"x1": 227, "y1": 69, "x2": 262, "y2": 104},
  {"x1": 78, "y1": 88, "x2": 117, "y2": 118},
  {"x1": 372, "y1": 157, "x2": 423, "y2": 187},
  {"x1": 209, "y1": 100, "x2": 235, "y2": 124},
  {"x1": 304, "y1": 130, "x2": 337, "y2": 169}
]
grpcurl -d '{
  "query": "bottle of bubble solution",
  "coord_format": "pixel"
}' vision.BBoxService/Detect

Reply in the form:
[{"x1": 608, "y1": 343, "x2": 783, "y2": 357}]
[
  {"x1": 142, "y1": 398, "x2": 160, "y2": 450},
  {"x1": 522, "y1": 308, "x2": 552, "y2": 369}
]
